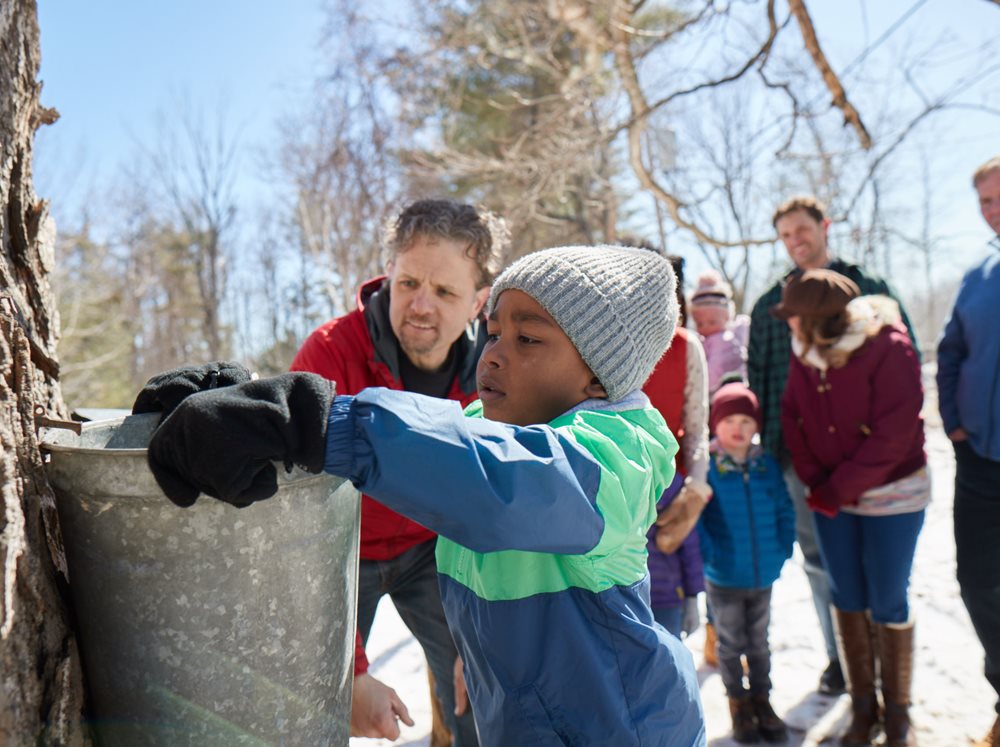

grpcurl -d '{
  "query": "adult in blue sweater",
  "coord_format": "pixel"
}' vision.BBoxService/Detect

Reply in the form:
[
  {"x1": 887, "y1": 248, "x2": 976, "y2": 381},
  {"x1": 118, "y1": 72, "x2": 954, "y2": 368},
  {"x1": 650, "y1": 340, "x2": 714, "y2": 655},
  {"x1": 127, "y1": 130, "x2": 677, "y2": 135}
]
[{"x1": 937, "y1": 155, "x2": 1000, "y2": 747}]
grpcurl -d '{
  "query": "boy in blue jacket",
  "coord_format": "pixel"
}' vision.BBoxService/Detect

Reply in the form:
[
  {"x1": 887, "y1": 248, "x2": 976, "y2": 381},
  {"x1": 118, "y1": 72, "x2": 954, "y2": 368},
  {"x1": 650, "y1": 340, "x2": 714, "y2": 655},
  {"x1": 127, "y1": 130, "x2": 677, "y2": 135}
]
[
  {"x1": 697, "y1": 383, "x2": 794, "y2": 744},
  {"x1": 143, "y1": 245, "x2": 706, "y2": 746}
]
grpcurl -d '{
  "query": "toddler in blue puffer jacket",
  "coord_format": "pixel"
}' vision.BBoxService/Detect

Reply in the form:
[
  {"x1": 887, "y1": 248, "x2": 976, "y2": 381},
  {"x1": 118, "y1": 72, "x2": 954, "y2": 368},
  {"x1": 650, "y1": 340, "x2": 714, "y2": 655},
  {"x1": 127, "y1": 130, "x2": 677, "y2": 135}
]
[{"x1": 697, "y1": 383, "x2": 795, "y2": 744}]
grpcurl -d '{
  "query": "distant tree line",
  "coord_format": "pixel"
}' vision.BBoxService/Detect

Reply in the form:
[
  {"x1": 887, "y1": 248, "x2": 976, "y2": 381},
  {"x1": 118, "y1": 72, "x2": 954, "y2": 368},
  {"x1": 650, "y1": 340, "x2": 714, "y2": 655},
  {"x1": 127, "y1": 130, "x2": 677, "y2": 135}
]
[{"x1": 49, "y1": 0, "x2": 1000, "y2": 409}]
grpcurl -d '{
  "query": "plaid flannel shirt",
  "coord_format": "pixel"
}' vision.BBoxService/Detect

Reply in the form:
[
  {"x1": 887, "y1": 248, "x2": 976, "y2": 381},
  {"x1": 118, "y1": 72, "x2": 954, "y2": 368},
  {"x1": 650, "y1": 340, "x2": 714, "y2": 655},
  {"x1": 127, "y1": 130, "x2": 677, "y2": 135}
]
[{"x1": 747, "y1": 259, "x2": 918, "y2": 461}]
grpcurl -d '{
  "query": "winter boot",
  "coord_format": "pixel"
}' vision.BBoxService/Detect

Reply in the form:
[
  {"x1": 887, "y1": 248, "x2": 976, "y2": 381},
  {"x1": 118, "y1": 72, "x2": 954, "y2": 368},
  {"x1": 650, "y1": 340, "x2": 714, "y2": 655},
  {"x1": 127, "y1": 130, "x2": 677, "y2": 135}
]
[
  {"x1": 877, "y1": 620, "x2": 916, "y2": 747},
  {"x1": 750, "y1": 692, "x2": 788, "y2": 743},
  {"x1": 819, "y1": 658, "x2": 847, "y2": 695},
  {"x1": 972, "y1": 714, "x2": 1000, "y2": 747},
  {"x1": 704, "y1": 622, "x2": 719, "y2": 667},
  {"x1": 729, "y1": 694, "x2": 761, "y2": 743},
  {"x1": 834, "y1": 608, "x2": 881, "y2": 746}
]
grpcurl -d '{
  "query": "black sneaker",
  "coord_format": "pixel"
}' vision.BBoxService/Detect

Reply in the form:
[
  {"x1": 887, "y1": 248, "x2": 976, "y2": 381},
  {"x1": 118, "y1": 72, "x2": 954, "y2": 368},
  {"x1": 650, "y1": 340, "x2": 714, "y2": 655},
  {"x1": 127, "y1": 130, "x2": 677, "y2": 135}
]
[{"x1": 818, "y1": 659, "x2": 846, "y2": 695}]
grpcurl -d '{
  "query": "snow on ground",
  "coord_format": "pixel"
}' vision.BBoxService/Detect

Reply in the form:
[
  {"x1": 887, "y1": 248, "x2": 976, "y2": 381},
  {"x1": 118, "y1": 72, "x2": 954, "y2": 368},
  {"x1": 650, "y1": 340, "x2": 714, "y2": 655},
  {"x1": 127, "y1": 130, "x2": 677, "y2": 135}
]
[{"x1": 351, "y1": 376, "x2": 995, "y2": 746}]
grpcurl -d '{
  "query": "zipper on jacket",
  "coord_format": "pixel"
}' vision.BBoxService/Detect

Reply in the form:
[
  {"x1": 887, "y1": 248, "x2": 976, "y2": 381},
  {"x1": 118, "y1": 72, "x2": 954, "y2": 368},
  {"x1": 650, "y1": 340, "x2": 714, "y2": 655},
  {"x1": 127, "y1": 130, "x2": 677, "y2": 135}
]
[{"x1": 743, "y1": 467, "x2": 761, "y2": 588}]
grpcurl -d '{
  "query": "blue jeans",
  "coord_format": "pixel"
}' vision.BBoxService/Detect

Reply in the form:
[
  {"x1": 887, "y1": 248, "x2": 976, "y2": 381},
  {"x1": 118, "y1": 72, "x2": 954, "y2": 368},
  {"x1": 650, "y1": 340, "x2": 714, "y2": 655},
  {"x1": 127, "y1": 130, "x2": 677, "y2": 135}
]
[
  {"x1": 784, "y1": 465, "x2": 838, "y2": 661},
  {"x1": 954, "y1": 440, "x2": 1000, "y2": 712},
  {"x1": 707, "y1": 581, "x2": 773, "y2": 698},
  {"x1": 357, "y1": 540, "x2": 479, "y2": 746},
  {"x1": 813, "y1": 509, "x2": 924, "y2": 624},
  {"x1": 653, "y1": 605, "x2": 683, "y2": 638}
]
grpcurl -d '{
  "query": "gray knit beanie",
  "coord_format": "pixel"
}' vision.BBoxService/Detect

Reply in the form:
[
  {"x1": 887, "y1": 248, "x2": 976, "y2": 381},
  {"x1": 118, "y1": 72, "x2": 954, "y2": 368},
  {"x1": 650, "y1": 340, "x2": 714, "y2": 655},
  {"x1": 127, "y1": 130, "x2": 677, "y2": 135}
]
[{"x1": 488, "y1": 245, "x2": 678, "y2": 401}]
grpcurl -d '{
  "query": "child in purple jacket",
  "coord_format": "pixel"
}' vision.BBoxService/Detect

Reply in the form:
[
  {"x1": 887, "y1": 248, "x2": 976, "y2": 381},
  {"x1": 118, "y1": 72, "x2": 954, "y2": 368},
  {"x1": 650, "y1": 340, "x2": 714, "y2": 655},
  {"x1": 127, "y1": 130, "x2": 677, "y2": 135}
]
[{"x1": 646, "y1": 472, "x2": 706, "y2": 638}]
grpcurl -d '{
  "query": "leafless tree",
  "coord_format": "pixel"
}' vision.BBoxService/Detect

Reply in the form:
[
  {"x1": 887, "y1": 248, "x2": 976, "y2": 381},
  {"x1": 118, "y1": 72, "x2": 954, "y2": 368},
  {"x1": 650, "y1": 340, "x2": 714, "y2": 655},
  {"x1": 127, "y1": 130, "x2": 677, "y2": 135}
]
[
  {"x1": 52, "y1": 224, "x2": 134, "y2": 407},
  {"x1": 370, "y1": 0, "x2": 625, "y2": 257},
  {"x1": 358, "y1": 0, "x2": 998, "y2": 275},
  {"x1": 138, "y1": 103, "x2": 240, "y2": 359}
]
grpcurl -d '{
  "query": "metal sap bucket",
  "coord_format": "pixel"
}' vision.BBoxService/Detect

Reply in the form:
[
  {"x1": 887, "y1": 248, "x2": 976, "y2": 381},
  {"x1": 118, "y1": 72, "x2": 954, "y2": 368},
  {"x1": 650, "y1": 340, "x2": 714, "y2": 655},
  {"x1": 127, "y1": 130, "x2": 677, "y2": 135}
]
[{"x1": 41, "y1": 413, "x2": 360, "y2": 746}]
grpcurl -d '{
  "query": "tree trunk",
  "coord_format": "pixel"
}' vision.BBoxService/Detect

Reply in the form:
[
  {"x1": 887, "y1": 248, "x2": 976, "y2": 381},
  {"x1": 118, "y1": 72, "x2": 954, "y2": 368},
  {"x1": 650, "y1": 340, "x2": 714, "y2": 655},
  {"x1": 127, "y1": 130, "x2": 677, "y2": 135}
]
[{"x1": 0, "y1": 1, "x2": 86, "y2": 743}]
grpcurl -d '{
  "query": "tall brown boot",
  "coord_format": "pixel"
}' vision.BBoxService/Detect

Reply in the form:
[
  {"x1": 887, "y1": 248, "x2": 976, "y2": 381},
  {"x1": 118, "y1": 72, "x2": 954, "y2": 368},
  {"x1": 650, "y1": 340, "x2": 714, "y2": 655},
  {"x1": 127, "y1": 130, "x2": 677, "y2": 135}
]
[
  {"x1": 728, "y1": 694, "x2": 761, "y2": 744},
  {"x1": 877, "y1": 621, "x2": 916, "y2": 747},
  {"x1": 834, "y1": 609, "x2": 881, "y2": 746}
]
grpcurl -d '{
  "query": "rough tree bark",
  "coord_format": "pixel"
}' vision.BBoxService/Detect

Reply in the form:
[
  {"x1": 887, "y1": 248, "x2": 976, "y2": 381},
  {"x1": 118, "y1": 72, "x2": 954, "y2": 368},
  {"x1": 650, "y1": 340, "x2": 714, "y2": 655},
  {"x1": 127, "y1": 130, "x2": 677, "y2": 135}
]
[{"x1": 0, "y1": 1, "x2": 86, "y2": 743}]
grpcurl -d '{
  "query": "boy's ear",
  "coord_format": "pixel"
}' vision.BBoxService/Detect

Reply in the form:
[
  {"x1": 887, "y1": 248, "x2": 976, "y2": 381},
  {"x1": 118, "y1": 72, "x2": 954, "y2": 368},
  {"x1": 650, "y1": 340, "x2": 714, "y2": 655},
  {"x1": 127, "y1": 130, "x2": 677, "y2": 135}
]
[{"x1": 585, "y1": 377, "x2": 608, "y2": 400}]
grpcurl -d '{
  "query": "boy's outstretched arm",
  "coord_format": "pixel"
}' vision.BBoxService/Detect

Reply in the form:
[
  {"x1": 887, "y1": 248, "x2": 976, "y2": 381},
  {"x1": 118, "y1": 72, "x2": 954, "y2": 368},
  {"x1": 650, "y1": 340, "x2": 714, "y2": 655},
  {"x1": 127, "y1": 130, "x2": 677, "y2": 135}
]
[
  {"x1": 325, "y1": 388, "x2": 606, "y2": 555},
  {"x1": 144, "y1": 376, "x2": 605, "y2": 555}
]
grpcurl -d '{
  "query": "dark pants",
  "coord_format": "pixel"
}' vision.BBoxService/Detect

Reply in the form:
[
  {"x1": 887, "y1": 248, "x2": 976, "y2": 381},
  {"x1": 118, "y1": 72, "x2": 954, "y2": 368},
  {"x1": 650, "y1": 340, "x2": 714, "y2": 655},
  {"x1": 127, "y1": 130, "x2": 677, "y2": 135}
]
[
  {"x1": 707, "y1": 581, "x2": 773, "y2": 698},
  {"x1": 357, "y1": 540, "x2": 479, "y2": 745},
  {"x1": 954, "y1": 440, "x2": 1000, "y2": 713},
  {"x1": 814, "y1": 508, "x2": 924, "y2": 624}
]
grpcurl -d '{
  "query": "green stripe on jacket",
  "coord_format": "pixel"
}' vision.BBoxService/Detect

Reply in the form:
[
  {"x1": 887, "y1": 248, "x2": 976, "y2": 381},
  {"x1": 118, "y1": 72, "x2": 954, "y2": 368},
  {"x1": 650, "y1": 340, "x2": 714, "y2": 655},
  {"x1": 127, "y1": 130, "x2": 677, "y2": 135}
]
[{"x1": 436, "y1": 400, "x2": 679, "y2": 602}]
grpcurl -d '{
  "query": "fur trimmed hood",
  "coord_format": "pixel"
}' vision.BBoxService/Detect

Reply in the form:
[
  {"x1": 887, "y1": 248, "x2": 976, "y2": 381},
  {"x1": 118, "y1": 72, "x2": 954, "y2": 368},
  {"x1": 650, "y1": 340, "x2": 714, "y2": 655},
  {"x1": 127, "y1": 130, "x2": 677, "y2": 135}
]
[{"x1": 792, "y1": 295, "x2": 902, "y2": 370}]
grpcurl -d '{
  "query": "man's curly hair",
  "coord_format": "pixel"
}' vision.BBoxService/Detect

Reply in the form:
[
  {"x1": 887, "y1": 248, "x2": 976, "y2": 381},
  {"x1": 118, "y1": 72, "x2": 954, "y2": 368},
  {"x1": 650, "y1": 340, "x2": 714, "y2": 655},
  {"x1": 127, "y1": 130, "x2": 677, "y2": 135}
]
[
  {"x1": 771, "y1": 195, "x2": 827, "y2": 229},
  {"x1": 383, "y1": 200, "x2": 510, "y2": 288}
]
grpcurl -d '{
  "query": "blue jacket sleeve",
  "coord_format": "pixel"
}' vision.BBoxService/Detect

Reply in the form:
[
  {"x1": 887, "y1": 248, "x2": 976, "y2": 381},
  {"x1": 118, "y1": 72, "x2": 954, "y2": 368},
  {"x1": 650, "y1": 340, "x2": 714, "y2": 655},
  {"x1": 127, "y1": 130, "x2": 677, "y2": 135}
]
[
  {"x1": 770, "y1": 458, "x2": 796, "y2": 560},
  {"x1": 696, "y1": 468, "x2": 718, "y2": 569},
  {"x1": 323, "y1": 389, "x2": 605, "y2": 554},
  {"x1": 936, "y1": 282, "x2": 968, "y2": 435}
]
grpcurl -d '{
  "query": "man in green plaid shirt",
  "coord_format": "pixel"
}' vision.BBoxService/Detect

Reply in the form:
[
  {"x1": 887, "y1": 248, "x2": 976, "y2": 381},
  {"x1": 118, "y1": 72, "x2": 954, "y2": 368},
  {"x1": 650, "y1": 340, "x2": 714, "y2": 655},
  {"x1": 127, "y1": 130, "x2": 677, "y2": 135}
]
[{"x1": 747, "y1": 196, "x2": 917, "y2": 696}]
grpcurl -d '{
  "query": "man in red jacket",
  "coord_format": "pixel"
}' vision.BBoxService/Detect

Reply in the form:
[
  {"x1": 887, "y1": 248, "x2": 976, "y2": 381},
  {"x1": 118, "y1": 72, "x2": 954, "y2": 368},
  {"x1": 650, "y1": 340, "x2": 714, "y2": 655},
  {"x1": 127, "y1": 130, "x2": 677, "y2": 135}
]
[{"x1": 291, "y1": 199, "x2": 507, "y2": 743}]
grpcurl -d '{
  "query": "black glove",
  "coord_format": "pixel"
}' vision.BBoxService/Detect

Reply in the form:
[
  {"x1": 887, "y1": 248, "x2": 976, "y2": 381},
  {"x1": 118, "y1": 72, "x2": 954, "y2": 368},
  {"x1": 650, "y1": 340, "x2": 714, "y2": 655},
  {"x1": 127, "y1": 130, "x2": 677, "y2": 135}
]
[
  {"x1": 132, "y1": 361, "x2": 254, "y2": 421},
  {"x1": 147, "y1": 372, "x2": 336, "y2": 508}
]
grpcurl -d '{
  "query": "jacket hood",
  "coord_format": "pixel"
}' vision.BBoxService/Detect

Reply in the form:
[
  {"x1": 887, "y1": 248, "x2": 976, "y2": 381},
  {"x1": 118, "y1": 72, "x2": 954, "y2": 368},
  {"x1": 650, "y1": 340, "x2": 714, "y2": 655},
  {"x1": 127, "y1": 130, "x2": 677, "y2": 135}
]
[{"x1": 792, "y1": 294, "x2": 901, "y2": 371}]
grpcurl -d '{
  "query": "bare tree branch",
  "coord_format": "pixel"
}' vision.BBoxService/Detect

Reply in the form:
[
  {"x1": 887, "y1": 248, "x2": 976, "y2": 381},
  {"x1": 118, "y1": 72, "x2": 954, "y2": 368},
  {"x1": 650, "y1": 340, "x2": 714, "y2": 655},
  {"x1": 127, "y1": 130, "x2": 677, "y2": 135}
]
[
  {"x1": 610, "y1": 1, "x2": 716, "y2": 43},
  {"x1": 842, "y1": 60, "x2": 1000, "y2": 216},
  {"x1": 603, "y1": 0, "x2": 778, "y2": 248},
  {"x1": 643, "y1": 13, "x2": 786, "y2": 114},
  {"x1": 787, "y1": 0, "x2": 873, "y2": 150}
]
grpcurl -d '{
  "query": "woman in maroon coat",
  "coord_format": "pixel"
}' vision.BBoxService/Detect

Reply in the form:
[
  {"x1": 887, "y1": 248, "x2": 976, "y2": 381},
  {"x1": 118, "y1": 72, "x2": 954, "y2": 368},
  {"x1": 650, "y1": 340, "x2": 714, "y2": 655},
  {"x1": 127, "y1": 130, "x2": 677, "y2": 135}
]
[{"x1": 777, "y1": 269, "x2": 927, "y2": 747}]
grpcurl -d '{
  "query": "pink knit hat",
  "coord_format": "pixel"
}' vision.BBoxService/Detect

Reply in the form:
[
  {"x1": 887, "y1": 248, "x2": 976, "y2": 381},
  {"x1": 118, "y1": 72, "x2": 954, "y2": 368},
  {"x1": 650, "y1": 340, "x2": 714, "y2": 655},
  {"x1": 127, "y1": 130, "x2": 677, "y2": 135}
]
[{"x1": 690, "y1": 270, "x2": 733, "y2": 308}]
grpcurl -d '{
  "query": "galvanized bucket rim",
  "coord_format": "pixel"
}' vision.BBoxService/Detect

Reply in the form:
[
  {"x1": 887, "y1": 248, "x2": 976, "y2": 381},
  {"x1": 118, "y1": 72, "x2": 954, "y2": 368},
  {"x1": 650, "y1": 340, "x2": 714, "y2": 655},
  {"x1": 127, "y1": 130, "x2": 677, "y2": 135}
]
[
  {"x1": 40, "y1": 416, "x2": 149, "y2": 455},
  {"x1": 41, "y1": 414, "x2": 333, "y2": 489}
]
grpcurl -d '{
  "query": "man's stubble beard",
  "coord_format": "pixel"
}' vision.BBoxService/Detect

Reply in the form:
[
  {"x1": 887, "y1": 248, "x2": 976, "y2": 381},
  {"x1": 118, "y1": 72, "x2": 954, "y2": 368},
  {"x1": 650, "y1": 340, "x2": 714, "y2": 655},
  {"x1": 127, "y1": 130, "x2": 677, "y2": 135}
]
[{"x1": 398, "y1": 324, "x2": 441, "y2": 361}]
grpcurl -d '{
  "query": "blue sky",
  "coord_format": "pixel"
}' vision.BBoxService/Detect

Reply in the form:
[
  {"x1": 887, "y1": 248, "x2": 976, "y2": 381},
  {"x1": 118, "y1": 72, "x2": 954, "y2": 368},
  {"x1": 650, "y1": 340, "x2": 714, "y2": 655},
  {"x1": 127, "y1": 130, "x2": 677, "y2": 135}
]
[
  {"x1": 36, "y1": 1, "x2": 327, "y2": 214},
  {"x1": 33, "y1": 1, "x2": 1000, "y2": 287}
]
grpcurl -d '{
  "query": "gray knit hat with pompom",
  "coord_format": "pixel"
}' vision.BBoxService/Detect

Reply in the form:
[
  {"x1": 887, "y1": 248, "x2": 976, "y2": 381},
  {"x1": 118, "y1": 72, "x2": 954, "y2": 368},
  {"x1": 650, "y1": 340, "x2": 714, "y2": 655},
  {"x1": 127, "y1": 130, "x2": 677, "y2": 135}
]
[{"x1": 488, "y1": 245, "x2": 678, "y2": 401}]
